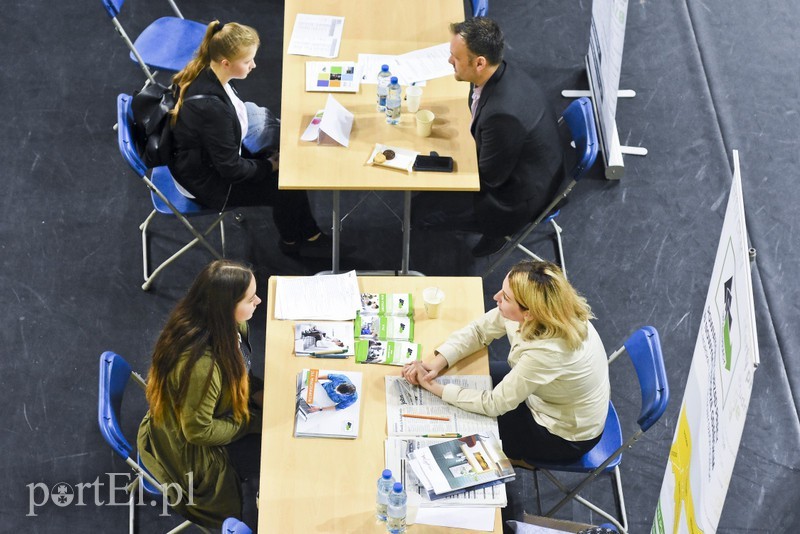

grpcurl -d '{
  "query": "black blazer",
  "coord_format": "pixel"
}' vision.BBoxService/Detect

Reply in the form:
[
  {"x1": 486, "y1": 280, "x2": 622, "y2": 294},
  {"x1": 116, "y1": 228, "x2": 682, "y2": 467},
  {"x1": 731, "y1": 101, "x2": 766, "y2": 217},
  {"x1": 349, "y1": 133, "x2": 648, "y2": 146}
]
[
  {"x1": 470, "y1": 61, "x2": 565, "y2": 236},
  {"x1": 169, "y1": 68, "x2": 270, "y2": 210}
]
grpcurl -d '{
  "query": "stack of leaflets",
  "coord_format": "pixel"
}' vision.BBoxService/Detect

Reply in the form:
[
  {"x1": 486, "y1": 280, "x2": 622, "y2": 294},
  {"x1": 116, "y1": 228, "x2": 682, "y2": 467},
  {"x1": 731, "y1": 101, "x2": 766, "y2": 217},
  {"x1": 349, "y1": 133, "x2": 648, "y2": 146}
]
[
  {"x1": 384, "y1": 375, "x2": 510, "y2": 508},
  {"x1": 294, "y1": 369, "x2": 362, "y2": 439},
  {"x1": 355, "y1": 314, "x2": 414, "y2": 342},
  {"x1": 294, "y1": 321, "x2": 355, "y2": 357},
  {"x1": 407, "y1": 433, "x2": 515, "y2": 500},
  {"x1": 360, "y1": 293, "x2": 414, "y2": 316},
  {"x1": 355, "y1": 339, "x2": 421, "y2": 366}
]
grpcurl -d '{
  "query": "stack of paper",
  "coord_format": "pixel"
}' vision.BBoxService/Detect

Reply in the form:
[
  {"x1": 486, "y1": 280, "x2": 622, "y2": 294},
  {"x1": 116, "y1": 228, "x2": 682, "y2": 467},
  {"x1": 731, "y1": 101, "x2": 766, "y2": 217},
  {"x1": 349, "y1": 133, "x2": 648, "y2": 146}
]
[
  {"x1": 384, "y1": 376, "x2": 510, "y2": 507},
  {"x1": 274, "y1": 271, "x2": 361, "y2": 320},
  {"x1": 407, "y1": 432, "x2": 515, "y2": 500}
]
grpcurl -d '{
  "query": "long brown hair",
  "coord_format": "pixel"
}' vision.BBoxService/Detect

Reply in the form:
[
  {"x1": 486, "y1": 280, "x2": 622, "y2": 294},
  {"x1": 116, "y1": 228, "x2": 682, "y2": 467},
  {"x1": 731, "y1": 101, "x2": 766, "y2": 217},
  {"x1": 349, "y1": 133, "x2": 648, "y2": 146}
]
[
  {"x1": 169, "y1": 21, "x2": 260, "y2": 125},
  {"x1": 145, "y1": 260, "x2": 253, "y2": 424},
  {"x1": 507, "y1": 260, "x2": 594, "y2": 350}
]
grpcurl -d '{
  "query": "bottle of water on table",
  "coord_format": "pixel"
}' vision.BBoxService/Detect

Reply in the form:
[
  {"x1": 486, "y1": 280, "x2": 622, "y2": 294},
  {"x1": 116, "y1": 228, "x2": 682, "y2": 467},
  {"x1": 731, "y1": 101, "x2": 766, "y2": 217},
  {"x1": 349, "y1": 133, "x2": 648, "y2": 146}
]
[
  {"x1": 376, "y1": 64, "x2": 392, "y2": 112},
  {"x1": 386, "y1": 482, "x2": 407, "y2": 534},
  {"x1": 385, "y1": 77, "x2": 402, "y2": 125},
  {"x1": 375, "y1": 469, "x2": 394, "y2": 522}
]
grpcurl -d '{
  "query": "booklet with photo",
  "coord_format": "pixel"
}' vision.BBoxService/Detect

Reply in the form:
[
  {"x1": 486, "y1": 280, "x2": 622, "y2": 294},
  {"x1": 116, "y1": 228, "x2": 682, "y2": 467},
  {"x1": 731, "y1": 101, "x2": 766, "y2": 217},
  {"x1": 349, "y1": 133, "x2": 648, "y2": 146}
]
[
  {"x1": 355, "y1": 314, "x2": 414, "y2": 341},
  {"x1": 294, "y1": 321, "x2": 355, "y2": 356},
  {"x1": 360, "y1": 293, "x2": 414, "y2": 316},
  {"x1": 354, "y1": 339, "x2": 420, "y2": 366},
  {"x1": 294, "y1": 369, "x2": 362, "y2": 439},
  {"x1": 407, "y1": 432, "x2": 515, "y2": 500}
]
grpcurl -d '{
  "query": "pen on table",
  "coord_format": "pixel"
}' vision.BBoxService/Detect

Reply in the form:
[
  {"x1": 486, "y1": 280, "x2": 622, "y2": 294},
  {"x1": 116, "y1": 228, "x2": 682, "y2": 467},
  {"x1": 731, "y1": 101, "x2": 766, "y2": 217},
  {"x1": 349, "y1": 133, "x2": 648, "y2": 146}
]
[
  {"x1": 394, "y1": 433, "x2": 462, "y2": 438},
  {"x1": 401, "y1": 413, "x2": 450, "y2": 421},
  {"x1": 309, "y1": 349, "x2": 349, "y2": 358}
]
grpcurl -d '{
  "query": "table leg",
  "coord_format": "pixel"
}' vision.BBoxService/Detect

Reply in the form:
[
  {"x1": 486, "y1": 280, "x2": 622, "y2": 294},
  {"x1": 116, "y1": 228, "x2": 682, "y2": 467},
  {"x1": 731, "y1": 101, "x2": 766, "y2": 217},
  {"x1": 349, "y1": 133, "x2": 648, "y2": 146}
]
[{"x1": 332, "y1": 190, "x2": 340, "y2": 274}]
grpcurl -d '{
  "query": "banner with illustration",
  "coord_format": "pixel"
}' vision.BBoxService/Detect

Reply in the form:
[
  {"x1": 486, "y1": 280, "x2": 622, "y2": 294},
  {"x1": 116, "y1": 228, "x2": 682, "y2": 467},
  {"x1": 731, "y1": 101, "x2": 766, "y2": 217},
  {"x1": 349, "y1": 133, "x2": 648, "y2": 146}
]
[{"x1": 652, "y1": 151, "x2": 759, "y2": 533}]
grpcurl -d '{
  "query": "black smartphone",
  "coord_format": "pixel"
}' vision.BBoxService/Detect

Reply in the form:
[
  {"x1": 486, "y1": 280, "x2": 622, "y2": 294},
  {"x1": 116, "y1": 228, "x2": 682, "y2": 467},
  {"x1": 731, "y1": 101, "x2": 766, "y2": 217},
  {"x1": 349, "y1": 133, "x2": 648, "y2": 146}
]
[{"x1": 413, "y1": 154, "x2": 454, "y2": 172}]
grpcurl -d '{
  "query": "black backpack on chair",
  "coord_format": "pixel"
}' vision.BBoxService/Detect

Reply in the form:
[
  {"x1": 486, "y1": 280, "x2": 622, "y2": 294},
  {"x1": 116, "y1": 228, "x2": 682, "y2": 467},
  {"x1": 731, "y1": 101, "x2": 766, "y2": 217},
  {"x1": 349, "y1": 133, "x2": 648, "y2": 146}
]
[{"x1": 130, "y1": 83, "x2": 216, "y2": 168}]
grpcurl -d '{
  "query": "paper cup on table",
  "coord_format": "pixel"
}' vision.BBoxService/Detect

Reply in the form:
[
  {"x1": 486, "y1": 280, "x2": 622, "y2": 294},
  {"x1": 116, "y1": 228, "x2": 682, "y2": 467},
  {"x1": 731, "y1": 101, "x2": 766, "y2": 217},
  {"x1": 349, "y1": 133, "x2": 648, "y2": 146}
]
[
  {"x1": 415, "y1": 110, "x2": 435, "y2": 137},
  {"x1": 406, "y1": 86, "x2": 422, "y2": 113},
  {"x1": 422, "y1": 287, "x2": 445, "y2": 318}
]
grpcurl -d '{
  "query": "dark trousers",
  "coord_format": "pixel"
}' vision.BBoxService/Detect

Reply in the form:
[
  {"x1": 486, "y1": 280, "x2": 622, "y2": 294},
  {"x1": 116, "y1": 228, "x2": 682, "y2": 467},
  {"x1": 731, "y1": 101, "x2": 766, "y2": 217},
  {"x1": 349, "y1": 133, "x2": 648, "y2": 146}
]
[
  {"x1": 490, "y1": 359, "x2": 601, "y2": 462},
  {"x1": 223, "y1": 171, "x2": 320, "y2": 243},
  {"x1": 411, "y1": 191, "x2": 538, "y2": 238}
]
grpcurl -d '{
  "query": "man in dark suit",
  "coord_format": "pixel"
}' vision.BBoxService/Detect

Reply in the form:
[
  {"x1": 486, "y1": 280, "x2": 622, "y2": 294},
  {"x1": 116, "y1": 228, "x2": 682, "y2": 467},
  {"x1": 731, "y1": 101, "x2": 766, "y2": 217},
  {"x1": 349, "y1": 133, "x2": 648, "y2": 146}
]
[{"x1": 411, "y1": 18, "x2": 565, "y2": 257}]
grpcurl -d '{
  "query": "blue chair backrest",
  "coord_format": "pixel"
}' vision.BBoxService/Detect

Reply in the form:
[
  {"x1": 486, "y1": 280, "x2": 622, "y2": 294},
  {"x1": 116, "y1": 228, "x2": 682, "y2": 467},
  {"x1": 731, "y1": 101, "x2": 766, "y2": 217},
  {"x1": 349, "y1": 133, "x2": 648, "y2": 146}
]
[
  {"x1": 98, "y1": 351, "x2": 135, "y2": 459},
  {"x1": 472, "y1": 0, "x2": 489, "y2": 17},
  {"x1": 222, "y1": 517, "x2": 253, "y2": 534},
  {"x1": 624, "y1": 327, "x2": 669, "y2": 432},
  {"x1": 561, "y1": 97, "x2": 599, "y2": 181},
  {"x1": 117, "y1": 93, "x2": 148, "y2": 177},
  {"x1": 102, "y1": 0, "x2": 125, "y2": 19}
]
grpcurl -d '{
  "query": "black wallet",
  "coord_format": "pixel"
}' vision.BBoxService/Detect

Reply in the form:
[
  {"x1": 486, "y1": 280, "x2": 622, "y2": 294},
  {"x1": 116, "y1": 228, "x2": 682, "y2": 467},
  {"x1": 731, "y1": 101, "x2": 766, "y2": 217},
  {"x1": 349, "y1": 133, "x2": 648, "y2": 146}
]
[{"x1": 413, "y1": 152, "x2": 454, "y2": 172}]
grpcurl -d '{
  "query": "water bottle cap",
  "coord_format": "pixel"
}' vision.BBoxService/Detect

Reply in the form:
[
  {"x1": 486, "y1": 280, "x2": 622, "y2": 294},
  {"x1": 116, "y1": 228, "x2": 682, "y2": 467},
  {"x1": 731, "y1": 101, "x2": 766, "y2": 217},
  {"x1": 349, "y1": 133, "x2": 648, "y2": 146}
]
[
  {"x1": 382, "y1": 469, "x2": 392, "y2": 479},
  {"x1": 393, "y1": 482, "x2": 403, "y2": 492},
  {"x1": 381, "y1": 64, "x2": 390, "y2": 72},
  {"x1": 390, "y1": 76, "x2": 398, "y2": 84}
]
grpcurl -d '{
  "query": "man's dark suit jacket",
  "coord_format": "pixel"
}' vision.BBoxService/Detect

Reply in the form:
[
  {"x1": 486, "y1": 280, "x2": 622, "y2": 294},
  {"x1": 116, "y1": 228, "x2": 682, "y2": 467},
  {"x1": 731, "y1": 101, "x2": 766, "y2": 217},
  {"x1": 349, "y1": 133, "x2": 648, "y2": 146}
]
[{"x1": 470, "y1": 60, "x2": 565, "y2": 236}]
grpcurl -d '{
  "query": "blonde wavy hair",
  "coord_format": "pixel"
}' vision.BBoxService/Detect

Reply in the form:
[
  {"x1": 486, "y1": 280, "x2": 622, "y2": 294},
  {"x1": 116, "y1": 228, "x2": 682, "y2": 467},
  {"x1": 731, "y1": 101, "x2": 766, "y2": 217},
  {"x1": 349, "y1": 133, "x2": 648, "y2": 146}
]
[
  {"x1": 169, "y1": 21, "x2": 260, "y2": 125},
  {"x1": 507, "y1": 260, "x2": 594, "y2": 350}
]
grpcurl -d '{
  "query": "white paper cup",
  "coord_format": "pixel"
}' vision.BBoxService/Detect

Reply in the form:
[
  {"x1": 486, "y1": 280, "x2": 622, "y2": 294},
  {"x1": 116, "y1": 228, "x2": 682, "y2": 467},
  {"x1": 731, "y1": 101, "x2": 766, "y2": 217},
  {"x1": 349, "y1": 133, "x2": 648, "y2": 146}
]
[
  {"x1": 406, "y1": 86, "x2": 423, "y2": 113},
  {"x1": 422, "y1": 287, "x2": 445, "y2": 318},
  {"x1": 415, "y1": 110, "x2": 435, "y2": 137}
]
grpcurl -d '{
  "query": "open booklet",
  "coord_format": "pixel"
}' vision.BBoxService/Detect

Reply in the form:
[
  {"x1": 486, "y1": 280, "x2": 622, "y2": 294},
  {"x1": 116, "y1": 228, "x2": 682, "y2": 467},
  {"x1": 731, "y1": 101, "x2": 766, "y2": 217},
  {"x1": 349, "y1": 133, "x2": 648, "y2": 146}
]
[
  {"x1": 384, "y1": 375, "x2": 510, "y2": 507},
  {"x1": 294, "y1": 369, "x2": 362, "y2": 439}
]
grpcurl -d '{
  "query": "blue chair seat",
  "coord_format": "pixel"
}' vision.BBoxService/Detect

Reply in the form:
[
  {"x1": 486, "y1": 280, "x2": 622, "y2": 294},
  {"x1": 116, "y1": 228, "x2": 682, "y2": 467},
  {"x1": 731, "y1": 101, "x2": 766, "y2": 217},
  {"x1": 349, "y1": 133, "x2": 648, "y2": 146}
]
[
  {"x1": 524, "y1": 403, "x2": 622, "y2": 473},
  {"x1": 150, "y1": 166, "x2": 215, "y2": 217},
  {"x1": 132, "y1": 17, "x2": 206, "y2": 73}
]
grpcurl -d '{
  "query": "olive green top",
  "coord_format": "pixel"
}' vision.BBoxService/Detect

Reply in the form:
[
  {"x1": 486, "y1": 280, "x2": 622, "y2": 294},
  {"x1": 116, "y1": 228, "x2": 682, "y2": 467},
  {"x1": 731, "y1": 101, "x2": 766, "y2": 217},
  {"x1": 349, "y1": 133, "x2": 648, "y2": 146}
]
[{"x1": 137, "y1": 349, "x2": 261, "y2": 527}]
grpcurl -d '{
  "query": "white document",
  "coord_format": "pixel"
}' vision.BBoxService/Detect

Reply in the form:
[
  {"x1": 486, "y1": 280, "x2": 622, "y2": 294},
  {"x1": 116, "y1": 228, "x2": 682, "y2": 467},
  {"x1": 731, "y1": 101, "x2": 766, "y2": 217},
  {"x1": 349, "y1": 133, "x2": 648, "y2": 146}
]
[
  {"x1": 385, "y1": 375, "x2": 499, "y2": 436},
  {"x1": 415, "y1": 506, "x2": 496, "y2": 531},
  {"x1": 300, "y1": 95, "x2": 354, "y2": 147},
  {"x1": 357, "y1": 54, "x2": 426, "y2": 87},
  {"x1": 274, "y1": 271, "x2": 362, "y2": 320},
  {"x1": 396, "y1": 43, "x2": 453, "y2": 82},
  {"x1": 287, "y1": 14, "x2": 344, "y2": 58}
]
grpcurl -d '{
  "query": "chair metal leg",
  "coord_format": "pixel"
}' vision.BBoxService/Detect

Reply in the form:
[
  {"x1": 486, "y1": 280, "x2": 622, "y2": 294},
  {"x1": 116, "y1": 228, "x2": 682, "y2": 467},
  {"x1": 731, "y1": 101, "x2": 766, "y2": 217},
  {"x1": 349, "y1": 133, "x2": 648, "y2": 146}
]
[
  {"x1": 550, "y1": 218, "x2": 567, "y2": 279},
  {"x1": 538, "y1": 467, "x2": 627, "y2": 534},
  {"x1": 140, "y1": 210, "x2": 157, "y2": 286},
  {"x1": 139, "y1": 200, "x2": 226, "y2": 290}
]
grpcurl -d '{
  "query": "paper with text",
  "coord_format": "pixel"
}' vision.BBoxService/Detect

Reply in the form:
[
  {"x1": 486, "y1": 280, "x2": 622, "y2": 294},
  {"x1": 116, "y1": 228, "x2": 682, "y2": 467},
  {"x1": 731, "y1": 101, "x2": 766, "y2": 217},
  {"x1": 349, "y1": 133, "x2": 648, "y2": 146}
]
[{"x1": 287, "y1": 14, "x2": 344, "y2": 58}]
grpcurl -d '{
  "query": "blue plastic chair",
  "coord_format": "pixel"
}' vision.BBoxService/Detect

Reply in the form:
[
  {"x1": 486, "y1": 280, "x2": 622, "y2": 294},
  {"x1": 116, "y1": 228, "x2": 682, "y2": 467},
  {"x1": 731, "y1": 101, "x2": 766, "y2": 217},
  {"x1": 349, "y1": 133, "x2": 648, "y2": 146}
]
[
  {"x1": 102, "y1": 0, "x2": 206, "y2": 85},
  {"x1": 117, "y1": 93, "x2": 226, "y2": 290},
  {"x1": 98, "y1": 351, "x2": 195, "y2": 533},
  {"x1": 483, "y1": 96, "x2": 598, "y2": 277},
  {"x1": 222, "y1": 517, "x2": 253, "y2": 534},
  {"x1": 472, "y1": 0, "x2": 489, "y2": 17},
  {"x1": 512, "y1": 327, "x2": 670, "y2": 534}
]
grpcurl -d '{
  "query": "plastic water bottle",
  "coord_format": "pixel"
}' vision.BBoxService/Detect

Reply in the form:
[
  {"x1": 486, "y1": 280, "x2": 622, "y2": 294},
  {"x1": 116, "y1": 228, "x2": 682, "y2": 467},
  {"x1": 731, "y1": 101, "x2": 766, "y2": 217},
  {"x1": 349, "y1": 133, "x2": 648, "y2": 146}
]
[
  {"x1": 385, "y1": 77, "x2": 402, "y2": 125},
  {"x1": 386, "y1": 482, "x2": 407, "y2": 534},
  {"x1": 375, "y1": 469, "x2": 394, "y2": 521},
  {"x1": 376, "y1": 64, "x2": 392, "y2": 112}
]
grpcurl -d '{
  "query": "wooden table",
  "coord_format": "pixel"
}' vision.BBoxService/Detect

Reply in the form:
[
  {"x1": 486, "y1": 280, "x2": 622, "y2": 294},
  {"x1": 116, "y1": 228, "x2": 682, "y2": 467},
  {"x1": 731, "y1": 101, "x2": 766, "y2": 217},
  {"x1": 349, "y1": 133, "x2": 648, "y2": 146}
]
[
  {"x1": 257, "y1": 276, "x2": 501, "y2": 532},
  {"x1": 279, "y1": 1, "x2": 480, "y2": 274}
]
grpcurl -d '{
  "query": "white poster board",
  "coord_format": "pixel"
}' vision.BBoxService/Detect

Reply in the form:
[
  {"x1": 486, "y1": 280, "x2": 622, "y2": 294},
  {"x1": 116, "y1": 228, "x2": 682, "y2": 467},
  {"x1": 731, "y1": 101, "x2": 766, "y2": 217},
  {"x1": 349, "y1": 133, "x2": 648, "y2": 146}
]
[
  {"x1": 652, "y1": 151, "x2": 759, "y2": 533},
  {"x1": 586, "y1": 0, "x2": 629, "y2": 179}
]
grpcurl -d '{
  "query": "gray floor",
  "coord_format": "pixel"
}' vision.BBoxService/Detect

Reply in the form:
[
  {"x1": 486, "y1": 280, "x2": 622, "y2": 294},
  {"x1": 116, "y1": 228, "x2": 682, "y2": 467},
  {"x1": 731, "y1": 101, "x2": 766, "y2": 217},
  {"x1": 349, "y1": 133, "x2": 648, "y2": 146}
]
[{"x1": 2, "y1": 0, "x2": 799, "y2": 532}]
